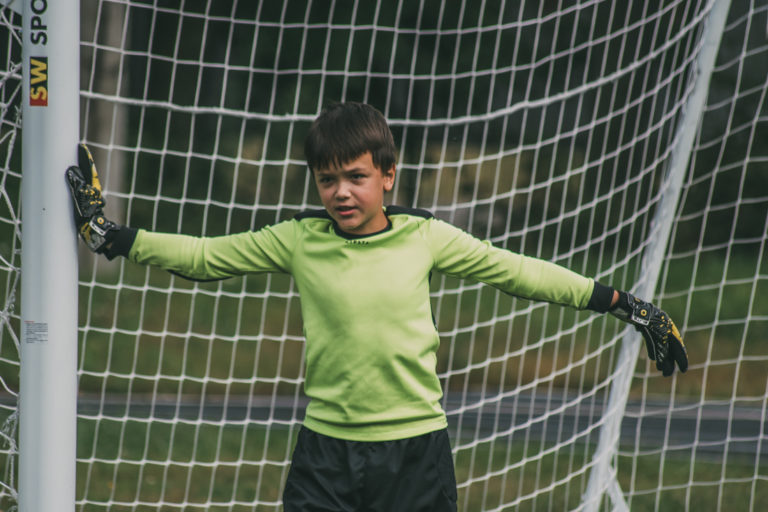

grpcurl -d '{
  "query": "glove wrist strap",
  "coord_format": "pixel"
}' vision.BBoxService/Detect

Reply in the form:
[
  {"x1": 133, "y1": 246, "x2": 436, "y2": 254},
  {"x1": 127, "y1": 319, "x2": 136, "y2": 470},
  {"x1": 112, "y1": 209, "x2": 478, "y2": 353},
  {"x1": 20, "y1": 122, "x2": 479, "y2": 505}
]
[{"x1": 609, "y1": 291, "x2": 651, "y2": 326}]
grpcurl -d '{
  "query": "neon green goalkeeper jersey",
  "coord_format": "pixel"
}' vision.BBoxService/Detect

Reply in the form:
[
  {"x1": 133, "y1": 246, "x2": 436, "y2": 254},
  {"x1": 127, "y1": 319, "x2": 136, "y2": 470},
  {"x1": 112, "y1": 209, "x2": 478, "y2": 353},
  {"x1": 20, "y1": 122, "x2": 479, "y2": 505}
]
[{"x1": 128, "y1": 206, "x2": 595, "y2": 441}]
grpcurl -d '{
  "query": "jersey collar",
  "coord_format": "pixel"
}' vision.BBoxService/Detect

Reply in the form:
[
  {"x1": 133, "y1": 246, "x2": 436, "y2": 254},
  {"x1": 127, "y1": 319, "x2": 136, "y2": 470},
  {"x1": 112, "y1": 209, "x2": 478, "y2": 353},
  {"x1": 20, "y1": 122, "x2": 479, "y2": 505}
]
[{"x1": 332, "y1": 216, "x2": 393, "y2": 240}]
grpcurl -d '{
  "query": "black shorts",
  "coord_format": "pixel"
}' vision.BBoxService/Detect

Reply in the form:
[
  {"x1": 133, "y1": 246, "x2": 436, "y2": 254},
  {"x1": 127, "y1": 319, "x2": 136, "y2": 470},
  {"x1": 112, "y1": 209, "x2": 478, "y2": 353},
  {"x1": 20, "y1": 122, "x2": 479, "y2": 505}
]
[{"x1": 283, "y1": 426, "x2": 457, "y2": 512}]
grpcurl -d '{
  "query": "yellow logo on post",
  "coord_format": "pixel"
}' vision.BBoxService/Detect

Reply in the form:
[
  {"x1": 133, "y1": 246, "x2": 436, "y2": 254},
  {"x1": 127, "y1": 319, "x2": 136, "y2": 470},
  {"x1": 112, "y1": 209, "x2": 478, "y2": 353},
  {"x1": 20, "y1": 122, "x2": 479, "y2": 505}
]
[{"x1": 30, "y1": 57, "x2": 48, "y2": 106}]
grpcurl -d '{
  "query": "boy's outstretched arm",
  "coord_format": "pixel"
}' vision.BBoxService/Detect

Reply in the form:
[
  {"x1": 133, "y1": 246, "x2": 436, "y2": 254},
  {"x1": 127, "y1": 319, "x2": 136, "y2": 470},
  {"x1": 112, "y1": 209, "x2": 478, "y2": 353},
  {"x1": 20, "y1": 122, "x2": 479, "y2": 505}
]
[
  {"x1": 65, "y1": 143, "x2": 137, "y2": 259},
  {"x1": 606, "y1": 287, "x2": 688, "y2": 377},
  {"x1": 426, "y1": 218, "x2": 689, "y2": 378}
]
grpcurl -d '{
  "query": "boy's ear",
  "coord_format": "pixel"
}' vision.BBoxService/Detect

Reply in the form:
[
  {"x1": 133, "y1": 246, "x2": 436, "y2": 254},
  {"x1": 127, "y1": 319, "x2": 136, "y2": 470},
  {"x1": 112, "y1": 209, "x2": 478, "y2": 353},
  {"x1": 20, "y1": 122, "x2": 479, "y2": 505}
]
[{"x1": 383, "y1": 165, "x2": 396, "y2": 192}]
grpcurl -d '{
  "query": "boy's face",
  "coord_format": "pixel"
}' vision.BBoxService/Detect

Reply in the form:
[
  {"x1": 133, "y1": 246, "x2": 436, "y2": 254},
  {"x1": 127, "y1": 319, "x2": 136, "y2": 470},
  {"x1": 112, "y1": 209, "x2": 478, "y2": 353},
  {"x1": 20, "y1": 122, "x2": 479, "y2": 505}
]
[{"x1": 314, "y1": 151, "x2": 395, "y2": 236}]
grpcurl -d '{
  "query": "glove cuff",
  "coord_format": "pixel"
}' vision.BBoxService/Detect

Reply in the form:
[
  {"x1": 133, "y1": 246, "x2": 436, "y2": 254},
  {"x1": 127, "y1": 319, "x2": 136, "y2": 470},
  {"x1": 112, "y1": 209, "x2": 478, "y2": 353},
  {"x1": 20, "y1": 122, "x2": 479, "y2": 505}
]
[
  {"x1": 103, "y1": 226, "x2": 138, "y2": 260},
  {"x1": 586, "y1": 281, "x2": 615, "y2": 313}
]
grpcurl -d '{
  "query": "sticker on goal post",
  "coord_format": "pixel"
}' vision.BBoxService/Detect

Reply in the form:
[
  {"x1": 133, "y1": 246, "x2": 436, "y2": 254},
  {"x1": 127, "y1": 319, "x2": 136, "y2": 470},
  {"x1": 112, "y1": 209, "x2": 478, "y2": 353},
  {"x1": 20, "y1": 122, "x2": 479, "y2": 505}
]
[
  {"x1": 23, "y1": 321, "x2": 48, "y2": 343},
  {"x1": 29, "y1": 57, "x2": 49, "y2": 106}
]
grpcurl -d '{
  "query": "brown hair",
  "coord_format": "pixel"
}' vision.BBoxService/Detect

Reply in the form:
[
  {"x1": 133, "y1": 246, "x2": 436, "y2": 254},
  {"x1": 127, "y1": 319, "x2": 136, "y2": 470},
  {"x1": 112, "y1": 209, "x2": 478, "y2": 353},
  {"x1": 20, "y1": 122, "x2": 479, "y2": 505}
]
[{"x1": 304, "y1": 102, "x2": 396, "y2": 173}]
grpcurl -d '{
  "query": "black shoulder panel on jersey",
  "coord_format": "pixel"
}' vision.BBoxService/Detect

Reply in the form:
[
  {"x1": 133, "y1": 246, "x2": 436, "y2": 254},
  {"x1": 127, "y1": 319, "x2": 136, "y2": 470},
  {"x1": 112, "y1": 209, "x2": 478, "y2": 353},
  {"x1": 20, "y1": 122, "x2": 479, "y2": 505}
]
[
  {"x1": 294, "y1": 208, "x2": 332, "y2": 221},
  {"x1": 385, "y1": 205, "x2": 434, "y2": 219}
]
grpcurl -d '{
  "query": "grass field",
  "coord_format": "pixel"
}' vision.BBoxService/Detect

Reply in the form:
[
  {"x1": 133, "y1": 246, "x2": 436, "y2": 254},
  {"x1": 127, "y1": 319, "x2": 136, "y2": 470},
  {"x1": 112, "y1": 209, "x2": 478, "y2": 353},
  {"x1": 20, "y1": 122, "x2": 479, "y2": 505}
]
[{"x1": 72, "y1": 418, "x2": 768, "y2": 511}]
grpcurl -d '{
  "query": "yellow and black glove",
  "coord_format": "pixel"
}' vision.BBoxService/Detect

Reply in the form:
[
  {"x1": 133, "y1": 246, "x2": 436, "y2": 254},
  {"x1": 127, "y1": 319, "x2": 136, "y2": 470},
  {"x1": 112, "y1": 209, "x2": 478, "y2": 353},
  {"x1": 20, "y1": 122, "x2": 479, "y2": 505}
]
[
  {"x1": 610, "y1": 291, "x2": 688, "y2": 376},
  {"x1": 65, "y1": 143, "x2": 119, "y2": 254}
]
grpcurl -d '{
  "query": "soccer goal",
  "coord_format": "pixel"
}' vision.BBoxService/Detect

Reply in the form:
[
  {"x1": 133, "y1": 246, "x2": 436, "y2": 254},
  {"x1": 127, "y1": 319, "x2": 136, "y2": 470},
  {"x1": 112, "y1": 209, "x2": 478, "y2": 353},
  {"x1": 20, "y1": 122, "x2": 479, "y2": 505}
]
[{"x1": 1, "y1": 0, "x2": 767, "y2": 510}]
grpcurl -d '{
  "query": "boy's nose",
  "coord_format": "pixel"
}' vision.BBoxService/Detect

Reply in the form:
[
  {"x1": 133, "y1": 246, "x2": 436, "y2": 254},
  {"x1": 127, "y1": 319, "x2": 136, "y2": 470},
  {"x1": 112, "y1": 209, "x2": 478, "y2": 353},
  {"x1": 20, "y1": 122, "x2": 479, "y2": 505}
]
[{"x1": 335, "y1": 181, "x2": 351, "y2": 199}]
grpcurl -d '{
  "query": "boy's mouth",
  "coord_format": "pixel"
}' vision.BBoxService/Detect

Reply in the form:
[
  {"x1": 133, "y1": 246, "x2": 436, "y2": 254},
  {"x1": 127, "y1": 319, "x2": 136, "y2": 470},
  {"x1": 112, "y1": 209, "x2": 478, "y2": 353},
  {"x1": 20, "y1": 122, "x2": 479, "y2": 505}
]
[{"x1": 336, "y1": 205, "x2": 357, "y2": 216}]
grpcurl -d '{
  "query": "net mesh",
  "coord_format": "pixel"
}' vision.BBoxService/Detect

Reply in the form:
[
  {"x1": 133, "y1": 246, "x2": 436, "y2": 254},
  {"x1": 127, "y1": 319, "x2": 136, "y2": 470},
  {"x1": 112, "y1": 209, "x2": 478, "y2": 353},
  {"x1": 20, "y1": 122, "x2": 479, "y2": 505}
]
[{"x1": 0, "y1": 0, "x2": 766, "y2": 510}]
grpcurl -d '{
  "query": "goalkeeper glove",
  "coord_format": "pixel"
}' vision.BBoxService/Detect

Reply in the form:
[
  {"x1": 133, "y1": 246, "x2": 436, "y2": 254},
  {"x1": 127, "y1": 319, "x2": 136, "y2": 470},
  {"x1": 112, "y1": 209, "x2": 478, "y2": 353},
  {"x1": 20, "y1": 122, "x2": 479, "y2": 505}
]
[
  {"x1": 65, "y1": 143, "x2": 119, "y2": 254},
  {"x1": 610, "y1": 291, "x2": 688, "y2": 376}
]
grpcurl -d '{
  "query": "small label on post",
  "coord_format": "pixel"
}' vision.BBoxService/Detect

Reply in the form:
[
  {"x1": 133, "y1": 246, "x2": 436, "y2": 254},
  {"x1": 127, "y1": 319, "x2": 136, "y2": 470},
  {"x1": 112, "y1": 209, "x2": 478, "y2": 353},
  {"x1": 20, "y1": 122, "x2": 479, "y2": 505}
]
[
  {"x1": 24, "y1": 321, "x2": 49, "y2": 344},
  {"x1": 29, "y1": 57, "x2": 49, "y2": 106}
]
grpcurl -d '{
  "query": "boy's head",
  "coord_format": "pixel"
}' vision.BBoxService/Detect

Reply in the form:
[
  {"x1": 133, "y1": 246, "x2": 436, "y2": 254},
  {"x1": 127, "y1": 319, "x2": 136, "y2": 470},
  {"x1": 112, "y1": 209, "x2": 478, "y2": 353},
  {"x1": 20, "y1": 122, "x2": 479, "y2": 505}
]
[
  {"x1": 304, "y1": 102, "x2": 396, "y2": 174},
  {"x1": 304, "y1": 103, "x2": 397, "y2": 236}
]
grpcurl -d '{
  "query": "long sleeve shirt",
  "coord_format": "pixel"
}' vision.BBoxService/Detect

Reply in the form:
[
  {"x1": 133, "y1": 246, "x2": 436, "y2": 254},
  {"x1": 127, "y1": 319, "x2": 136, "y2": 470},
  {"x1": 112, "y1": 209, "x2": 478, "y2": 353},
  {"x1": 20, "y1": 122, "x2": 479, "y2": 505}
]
[{"x1": 126, "y1": 206, "x2": 602, "y2": 441}]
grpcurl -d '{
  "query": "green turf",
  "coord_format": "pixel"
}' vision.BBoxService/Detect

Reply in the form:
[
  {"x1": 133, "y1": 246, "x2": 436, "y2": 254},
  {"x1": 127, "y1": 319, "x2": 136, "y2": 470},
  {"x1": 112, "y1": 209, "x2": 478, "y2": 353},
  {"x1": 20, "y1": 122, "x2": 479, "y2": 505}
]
[{"x1": 72, "y1": 419, "x2": 768, "y2": 511}]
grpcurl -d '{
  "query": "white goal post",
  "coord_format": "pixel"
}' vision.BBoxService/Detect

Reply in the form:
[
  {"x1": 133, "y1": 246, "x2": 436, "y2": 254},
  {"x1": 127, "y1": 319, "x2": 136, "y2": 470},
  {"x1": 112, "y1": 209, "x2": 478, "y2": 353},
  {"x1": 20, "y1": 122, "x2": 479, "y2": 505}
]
[
  {"x1": 1, "y1": 0, "x2": 767, "y2": 511},
  {"x1": 5, "y1": 0, "x2": 81, "y2": 511}
]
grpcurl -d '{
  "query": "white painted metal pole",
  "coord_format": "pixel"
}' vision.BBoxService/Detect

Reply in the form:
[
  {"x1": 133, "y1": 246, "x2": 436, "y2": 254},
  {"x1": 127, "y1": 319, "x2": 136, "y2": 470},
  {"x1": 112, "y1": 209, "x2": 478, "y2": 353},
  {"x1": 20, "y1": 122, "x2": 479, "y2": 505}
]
[
  {"x1": 582, "y1": 0, "x2": 733, "y2": 510},
  {"x1": 19, "y1": 0, "x2": 80, "y2": 510}
]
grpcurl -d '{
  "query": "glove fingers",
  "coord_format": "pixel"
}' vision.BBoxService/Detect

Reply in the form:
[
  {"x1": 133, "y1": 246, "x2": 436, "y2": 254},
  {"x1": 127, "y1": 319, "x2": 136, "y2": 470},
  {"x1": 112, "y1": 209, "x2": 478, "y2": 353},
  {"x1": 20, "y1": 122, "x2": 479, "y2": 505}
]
[
  {"x1": 657, "y1": 356, "x2": 675, "y2": 377},
  {"x1": 77, "y1": 143, "x2": 101, "y2": 191},
  {"x1": 670, "y1": 339, "x2": 688, "y2": 373},
  {"x1": 66, "y1": 166, "x2": 90, "y2": 220},
  {"x1": 667, "y1": 319, "x2": 688, "y2": 373},
  {"x1": 642, "y1": 333, "x2": 657, "y2": 361},
  {"x1": 66, "y1": 150, "x2": 106, "y2": 223},
  {"x1": 66, "y1": 165, "x2": 86, "y2": 190}
]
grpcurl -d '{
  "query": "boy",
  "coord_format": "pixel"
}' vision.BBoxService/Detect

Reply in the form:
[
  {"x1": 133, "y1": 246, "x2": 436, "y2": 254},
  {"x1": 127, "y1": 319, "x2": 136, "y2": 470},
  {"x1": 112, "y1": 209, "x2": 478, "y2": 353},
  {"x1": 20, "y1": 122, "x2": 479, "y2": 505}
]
[{"x1": 66, "y1": 102, "x2": 687, "y2": 511}]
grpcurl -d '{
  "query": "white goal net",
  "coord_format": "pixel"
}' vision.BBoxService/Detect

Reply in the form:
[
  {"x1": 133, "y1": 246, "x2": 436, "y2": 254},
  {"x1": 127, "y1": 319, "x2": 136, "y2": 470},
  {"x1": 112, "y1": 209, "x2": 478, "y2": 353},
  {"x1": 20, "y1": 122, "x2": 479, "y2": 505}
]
[{"x1": 1, "y1": 0, "x2": 767, "y2": 510}]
